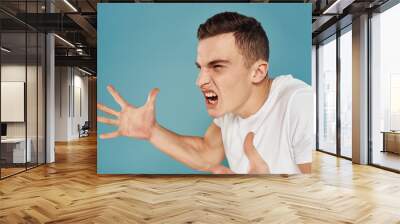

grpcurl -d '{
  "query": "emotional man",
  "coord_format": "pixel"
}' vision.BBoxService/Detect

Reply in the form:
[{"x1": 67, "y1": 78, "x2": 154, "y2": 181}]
[{"x1": 97, "y1": 12, "x2": 314, "y2": 174}]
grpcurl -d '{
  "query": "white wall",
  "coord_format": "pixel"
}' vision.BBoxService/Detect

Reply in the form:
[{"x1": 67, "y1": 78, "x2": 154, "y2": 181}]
[
  {"x1": 76, "y1": 71, "x2": 89, "y2": 139},
  {"x1": 1, "y1": 82, "x2": 25, "y2": 122},
  {"x1": 1, "y1": 65, "x2": 26, "y2": 134},
  {"x1": 1, "y1": 65, "x2": 41, "y2": 138},
  {"x1": 54, "y1": 67, "x2": 89, "y2": 141},
  {"x1": 55, "y1": 66, "x2": 69, "y2": 141}
]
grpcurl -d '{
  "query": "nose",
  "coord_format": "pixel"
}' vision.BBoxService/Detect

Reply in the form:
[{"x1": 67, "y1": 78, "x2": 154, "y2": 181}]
[{"x1": 196, "y1": 70, "x2": 211, "y2": 89}]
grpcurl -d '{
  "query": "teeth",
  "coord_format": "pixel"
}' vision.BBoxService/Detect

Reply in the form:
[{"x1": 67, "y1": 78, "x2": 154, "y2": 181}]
[
  {"x1": 204, "y1": 91, "x2": 217, "y2": 97},
  {"x1": 208, "y1": 99, "x2": 216, "y2": 104}
]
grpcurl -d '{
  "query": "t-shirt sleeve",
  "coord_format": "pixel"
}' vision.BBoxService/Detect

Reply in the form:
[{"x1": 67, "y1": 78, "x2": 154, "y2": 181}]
[{"x1": 289, "y1": 88, "x2": 314, "y2": 164}]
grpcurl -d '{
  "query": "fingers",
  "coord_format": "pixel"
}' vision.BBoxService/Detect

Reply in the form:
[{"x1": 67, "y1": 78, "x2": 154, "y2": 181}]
[
  {"x1": 97, "y1": 103, "x2": 120, "y2": 117},
  {"x1": 97, "y1": 114, "x2": 119, "y2": 139},
  {"x1": 107, "y1": 85, "x2": 128, "y2": 107},
  {"x1": 100, "y1": 131, "x2": 120, "y2": 139},
  {"x1": 97, "y1": 116, "x2": 119, "y2": 126},
  {"x1": 209, "y1": 164, "x2": 235, "y2": 174},
  {"x1": 244, "y1": 132, "x2": 270, "y2": 174},
  {"x1": 244, "y1": 132, "x2": 259, "y2": 159},
  {"x1": 146, "y1": 88, "x2": 160, "y2": 106}
]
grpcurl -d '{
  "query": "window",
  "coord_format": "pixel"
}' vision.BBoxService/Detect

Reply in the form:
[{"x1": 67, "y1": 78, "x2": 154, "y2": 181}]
[
  {"x1": 0, "y1": 1, "x2": 47, "y2": 179},
  {"x1": 317, "y1": 35, "x2": 337, "y2": 155},
  {"x1": 339, "y1": 27, "x2": 352, "y2": 158},
  {"x1": 370, "y1": 2, "x2": 400, "y2": 171}
]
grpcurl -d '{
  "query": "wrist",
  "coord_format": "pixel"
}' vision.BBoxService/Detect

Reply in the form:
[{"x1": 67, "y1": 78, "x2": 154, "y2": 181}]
[{"x1": 148, "y1": 122, "x2": 160, "y2": 143}]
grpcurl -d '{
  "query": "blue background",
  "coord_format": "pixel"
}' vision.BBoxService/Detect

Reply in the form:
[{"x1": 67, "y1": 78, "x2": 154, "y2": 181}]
[{"x1": 98, "y1": 3, "x2": 311, "y2": 174}]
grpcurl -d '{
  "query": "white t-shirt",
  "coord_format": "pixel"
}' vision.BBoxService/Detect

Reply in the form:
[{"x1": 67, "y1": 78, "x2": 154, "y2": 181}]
[{"x1": 213, "y1": 75, "x2": 314, "y2": 174}]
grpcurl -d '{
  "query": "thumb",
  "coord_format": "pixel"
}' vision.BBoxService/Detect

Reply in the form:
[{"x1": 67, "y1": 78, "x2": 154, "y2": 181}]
[
  {"x1": 244, "y1": 132, "x2": 258, "y2": 160},
  {"x1": 244, "y1": 132, "x2": 270, "y2": 174},
  {"x1": 146, "y1": 88, "x2": 160, "y2": 106}
]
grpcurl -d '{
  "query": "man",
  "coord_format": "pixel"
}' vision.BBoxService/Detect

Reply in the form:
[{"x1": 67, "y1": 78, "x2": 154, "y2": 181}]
[{"x1": 97, "y1": 12, "x2": 313, "y2": 174}]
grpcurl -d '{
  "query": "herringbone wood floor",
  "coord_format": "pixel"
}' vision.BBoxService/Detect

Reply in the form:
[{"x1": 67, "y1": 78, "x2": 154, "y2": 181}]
[{"x1": 1, "y1": 135, "x2": 400, "y2": 224}]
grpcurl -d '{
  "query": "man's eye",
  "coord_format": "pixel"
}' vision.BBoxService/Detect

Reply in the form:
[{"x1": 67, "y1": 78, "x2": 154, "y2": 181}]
[{"x1": 213, "y1": 65, "x2": 223, "y2": 70}]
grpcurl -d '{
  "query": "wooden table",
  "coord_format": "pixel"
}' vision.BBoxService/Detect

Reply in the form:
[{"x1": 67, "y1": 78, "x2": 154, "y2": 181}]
[{"x1": 381, "y1": 131, "x2": 400, "y2": 154}]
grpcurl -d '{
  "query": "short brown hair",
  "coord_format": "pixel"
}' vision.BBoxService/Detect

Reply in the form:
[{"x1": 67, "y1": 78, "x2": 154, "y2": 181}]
[{"x1": 197, "y1": 12, "x2": 269, "y2": 67}]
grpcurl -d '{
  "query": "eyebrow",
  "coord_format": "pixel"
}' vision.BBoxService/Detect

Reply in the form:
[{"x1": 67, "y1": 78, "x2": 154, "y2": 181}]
[{"x1": 195, "y1": 59, "x2": 231, "y2": 68}]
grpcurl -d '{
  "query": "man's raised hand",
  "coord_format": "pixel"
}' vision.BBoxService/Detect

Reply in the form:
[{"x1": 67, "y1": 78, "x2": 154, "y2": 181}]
[
  {"x1": 97, "y1": 85, "x2": 160, "y2": 140},
  {"x1": 243, "y1": 132, "x2": 270, "y2": 174},
  {"x1": 209, "y1": 132, "x2": 270, "y2": 174}
]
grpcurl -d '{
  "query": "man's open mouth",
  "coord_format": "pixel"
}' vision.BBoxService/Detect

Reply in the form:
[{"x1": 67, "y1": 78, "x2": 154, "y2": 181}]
[{"x1": 204, "y1": 90, "x2": 218, "y2": 105}]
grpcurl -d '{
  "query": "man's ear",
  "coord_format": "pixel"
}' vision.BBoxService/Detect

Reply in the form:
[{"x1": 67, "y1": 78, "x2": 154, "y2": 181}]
[{"x1": 251, "y1": 61, "x2": 269, "y2": 84}]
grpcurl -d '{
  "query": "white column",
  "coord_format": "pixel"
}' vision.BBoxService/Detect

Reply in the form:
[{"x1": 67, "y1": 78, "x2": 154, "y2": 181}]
[
  {"x1": 46, "y1": 1, "x2": 55, "y2": 163},
  {"x1": 352, "y1": 14, "x2": 369, "y2": 164},
  {"x1": 46, "y1": 33, "x2": 55, "y2": 163}
]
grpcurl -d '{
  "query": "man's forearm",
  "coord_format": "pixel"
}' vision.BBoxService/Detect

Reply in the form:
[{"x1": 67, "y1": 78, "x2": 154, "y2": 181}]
[{"x1": 148, "y1": 123, "x2": 214, "y2": 171}]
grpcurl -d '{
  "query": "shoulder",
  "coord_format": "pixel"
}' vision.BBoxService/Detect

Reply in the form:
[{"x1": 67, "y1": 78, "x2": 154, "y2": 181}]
[
  {"x1": 279, "y1": 76, "x2": 313, "y2": 123},
  {"x1": 273, "y1": 74, "x2": 312, "y2": 100},
  {"x1": 272, "y1": 75, "x2": 313, "y2": 117}
]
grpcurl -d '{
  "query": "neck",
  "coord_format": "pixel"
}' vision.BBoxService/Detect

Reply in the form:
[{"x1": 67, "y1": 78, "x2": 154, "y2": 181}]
[{"x1": 236, "y1": 77, "x2": 273, "y2": 119}]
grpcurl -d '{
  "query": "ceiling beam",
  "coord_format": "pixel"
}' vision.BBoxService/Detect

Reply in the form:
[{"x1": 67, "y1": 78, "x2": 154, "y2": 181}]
[
  {"x1": 55, "y1": 55, "x2": 96, "y2": 72},
  {"x1": 67, "y1": 13, "x2": 97, "y2": 39}
]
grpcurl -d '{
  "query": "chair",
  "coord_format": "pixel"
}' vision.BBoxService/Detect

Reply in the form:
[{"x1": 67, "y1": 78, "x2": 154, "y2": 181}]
[{"x1": 79, "y1": 121, "x2": 90, "y2": 138}]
